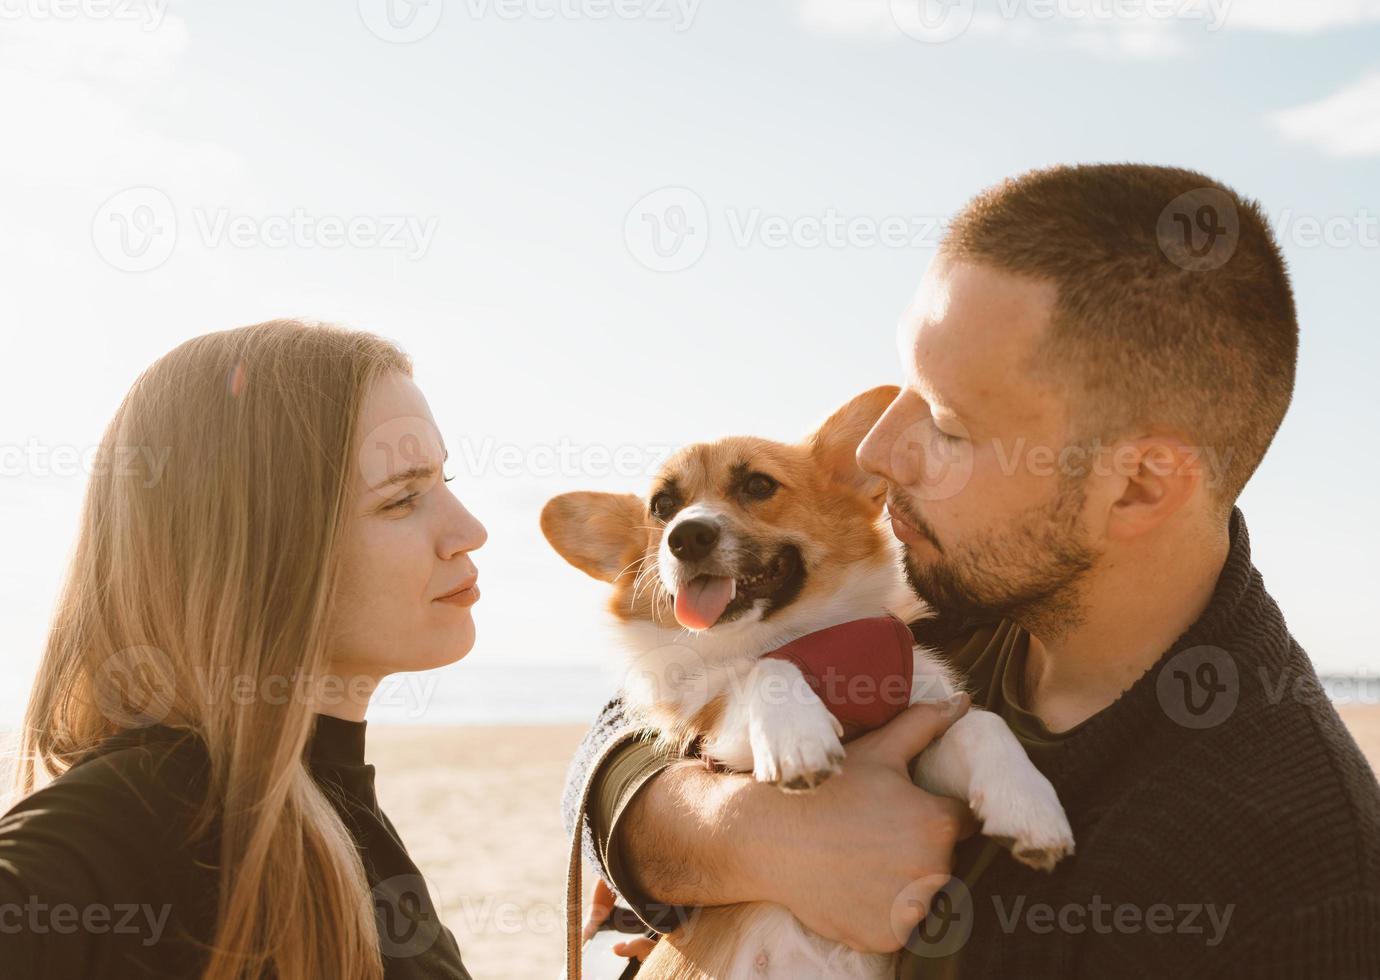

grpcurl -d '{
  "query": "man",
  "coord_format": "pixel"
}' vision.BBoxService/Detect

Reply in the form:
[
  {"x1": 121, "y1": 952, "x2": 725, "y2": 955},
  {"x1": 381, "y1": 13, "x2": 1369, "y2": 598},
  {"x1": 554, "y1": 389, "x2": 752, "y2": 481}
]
[{"x1": 561, "y1": 164, "x2": 1380, "y2": 977}]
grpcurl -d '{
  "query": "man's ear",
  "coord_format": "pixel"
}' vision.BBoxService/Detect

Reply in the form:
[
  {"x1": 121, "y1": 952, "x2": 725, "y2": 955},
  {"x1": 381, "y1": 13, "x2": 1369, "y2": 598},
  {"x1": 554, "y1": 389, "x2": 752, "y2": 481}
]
[
  {"x1": 807, "y1": 385, "x2": 899, "y2": 508},
  {"x1": 540, "y1": 491, "x2": 646, "y2": 583}
]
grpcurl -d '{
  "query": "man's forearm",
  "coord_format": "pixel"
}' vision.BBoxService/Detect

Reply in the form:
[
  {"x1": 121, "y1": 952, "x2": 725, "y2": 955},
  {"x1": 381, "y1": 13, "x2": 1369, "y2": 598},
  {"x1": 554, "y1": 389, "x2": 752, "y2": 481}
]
[{"x1": 615, "y1": 758, "x2": 776, "y2": 909}]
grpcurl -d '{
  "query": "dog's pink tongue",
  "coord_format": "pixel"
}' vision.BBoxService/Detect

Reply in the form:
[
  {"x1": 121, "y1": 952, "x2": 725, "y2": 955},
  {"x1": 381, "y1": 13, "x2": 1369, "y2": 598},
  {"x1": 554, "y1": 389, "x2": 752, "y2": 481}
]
[{"x1": 673, "y1": 576, "x2": 735, "y2": 630}]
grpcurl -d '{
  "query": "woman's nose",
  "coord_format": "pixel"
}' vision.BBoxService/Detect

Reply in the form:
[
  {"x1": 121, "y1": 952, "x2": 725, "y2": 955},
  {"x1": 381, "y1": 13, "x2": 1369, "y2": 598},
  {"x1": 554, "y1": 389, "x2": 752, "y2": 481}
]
[{"x1": 441, "y1": 499, "x2": 487, "y2": 558}]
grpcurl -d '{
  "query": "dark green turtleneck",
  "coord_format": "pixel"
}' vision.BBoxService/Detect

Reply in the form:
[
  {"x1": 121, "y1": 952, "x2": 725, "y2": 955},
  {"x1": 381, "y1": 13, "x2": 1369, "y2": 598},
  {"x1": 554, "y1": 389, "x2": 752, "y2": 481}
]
[{"x1": 0, "y1": 713, "x2": 472, "y2": 979}]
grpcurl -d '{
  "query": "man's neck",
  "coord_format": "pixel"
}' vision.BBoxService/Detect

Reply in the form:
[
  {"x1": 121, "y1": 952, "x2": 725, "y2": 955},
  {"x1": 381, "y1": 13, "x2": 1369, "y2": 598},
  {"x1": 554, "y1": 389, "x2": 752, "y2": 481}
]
[{"x1": 1021, "y1": 515, "x2": 1231, "y2": 734}]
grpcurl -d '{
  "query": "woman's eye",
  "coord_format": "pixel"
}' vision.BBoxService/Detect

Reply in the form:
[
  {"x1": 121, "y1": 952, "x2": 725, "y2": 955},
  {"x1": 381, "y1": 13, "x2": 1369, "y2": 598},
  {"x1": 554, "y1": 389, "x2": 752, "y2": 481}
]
[
  {"x1": 744, "y1": 473, "x2": 778, "y2": 498},
  {"x1": 387, "y1": 492, "x2": 419, "y2": 511},
  {"x1": 650, "y1": 493, "x2": 676, "y2": 520}
]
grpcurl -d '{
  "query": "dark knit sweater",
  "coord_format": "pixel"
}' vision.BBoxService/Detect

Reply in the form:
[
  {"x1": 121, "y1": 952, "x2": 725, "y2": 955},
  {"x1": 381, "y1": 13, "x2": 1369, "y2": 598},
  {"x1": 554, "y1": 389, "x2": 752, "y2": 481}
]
[
  {"x1": 561, "y1": 506, "x2": 1380, "y2": 978},
  {"x1": 0, "y1": 714, "x2": 473, "y2": 979}
]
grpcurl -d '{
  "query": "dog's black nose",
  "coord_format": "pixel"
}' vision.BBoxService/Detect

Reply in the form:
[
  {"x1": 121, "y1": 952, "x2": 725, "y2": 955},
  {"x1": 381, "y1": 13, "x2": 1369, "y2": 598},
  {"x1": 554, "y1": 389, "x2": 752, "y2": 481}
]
[{"x1": 667, "y1": 519, "x2": 719, "y2": 562}]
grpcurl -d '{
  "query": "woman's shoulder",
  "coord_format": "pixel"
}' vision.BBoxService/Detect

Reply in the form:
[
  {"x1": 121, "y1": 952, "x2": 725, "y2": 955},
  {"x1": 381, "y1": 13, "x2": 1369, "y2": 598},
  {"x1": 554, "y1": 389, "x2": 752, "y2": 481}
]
[
  {"x1": 0, "y1": 729, "x2": 219, "y2": 976},
  {"x1": 2, "y1": 726, "x2": 213, "y2": 854}
]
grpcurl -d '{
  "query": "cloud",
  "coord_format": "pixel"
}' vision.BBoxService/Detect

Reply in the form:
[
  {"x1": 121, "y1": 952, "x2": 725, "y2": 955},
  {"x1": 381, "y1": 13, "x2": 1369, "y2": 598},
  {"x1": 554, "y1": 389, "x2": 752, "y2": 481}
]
[
  {"x1": 1271, "y1": 70, "x2": 1380, "y2": 157},
  {"x1": 0, "y1": 17, "x2": 240, "y2": 190},
  {"x1": 1216, "y1": 0, "x2": 1380, "y2": 34},
  {"x1": 795, "y1": 0, "x2": 1380, "y2": 57},
  {"x1": 794, "y1": 0, "x2": 1195, "y2": 58}
]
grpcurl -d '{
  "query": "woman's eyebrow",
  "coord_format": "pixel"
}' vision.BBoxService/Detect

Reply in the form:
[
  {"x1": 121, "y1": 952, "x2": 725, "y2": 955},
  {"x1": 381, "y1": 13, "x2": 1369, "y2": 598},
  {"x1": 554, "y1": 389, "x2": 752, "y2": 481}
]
[{"x1": 369, "y1": 449, "x2": 449, "y2": 492}]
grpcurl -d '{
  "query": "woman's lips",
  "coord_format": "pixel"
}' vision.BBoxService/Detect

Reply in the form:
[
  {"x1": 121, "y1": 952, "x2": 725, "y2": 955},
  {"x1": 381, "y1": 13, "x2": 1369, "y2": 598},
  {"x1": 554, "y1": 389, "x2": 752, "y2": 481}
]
[{"x1": 435, "y1": 578, "x2": 480, "y2": 606}]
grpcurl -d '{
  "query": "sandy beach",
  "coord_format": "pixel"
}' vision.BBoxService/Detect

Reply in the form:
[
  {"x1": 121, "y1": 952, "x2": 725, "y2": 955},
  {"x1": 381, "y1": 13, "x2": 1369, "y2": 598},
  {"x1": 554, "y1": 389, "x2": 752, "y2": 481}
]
[
  {"x1": 370, "y1": 723, "x2": 592, "y2": 979},
  {"x1": 370, "y1": 705, "x2": 1380, "y2": 979}
]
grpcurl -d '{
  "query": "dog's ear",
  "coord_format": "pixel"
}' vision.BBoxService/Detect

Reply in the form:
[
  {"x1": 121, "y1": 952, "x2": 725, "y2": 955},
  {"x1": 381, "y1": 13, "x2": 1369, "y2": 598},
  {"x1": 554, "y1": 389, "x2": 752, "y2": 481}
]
[
  {"x1": 807, "y1": 385, "x2": 899, "y2": 508},
  {"x1": 540, "y1": 492, "x2": 646, "y2": 583}
]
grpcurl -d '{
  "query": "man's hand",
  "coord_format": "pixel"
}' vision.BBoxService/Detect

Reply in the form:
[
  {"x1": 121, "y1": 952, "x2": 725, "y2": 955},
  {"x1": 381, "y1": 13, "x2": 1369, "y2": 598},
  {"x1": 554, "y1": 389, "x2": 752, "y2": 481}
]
[
  {"x1": 614, "y1": 695, "x2": 976, "y2": 954},
  {"x1": 582, "y1": 878, "x2": 657, "y2": 960},
  {"x1": 752, "y1": 696, "x2": 978, "y2": 952}
]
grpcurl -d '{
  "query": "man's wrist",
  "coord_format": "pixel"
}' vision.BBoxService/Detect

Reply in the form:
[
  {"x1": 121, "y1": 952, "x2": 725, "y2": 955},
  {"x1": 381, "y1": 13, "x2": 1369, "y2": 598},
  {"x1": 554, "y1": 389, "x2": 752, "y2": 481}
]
[{"x1": 620, "y1": 760, "x2": 777, "y2": 908}]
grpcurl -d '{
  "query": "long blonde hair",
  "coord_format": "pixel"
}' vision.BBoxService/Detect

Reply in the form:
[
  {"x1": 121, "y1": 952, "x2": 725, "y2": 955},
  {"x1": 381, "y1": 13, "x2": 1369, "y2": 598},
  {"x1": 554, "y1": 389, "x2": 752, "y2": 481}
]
[{"x1": 16, "y1": 318, "x2": 411, "y2": 979}]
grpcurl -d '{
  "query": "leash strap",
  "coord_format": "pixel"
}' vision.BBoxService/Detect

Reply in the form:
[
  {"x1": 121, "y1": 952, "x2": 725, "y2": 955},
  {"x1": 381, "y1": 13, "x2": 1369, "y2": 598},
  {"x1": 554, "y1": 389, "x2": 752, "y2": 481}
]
[{"x1": 566, "y1": 728, "x2": 641, "y2": 980}]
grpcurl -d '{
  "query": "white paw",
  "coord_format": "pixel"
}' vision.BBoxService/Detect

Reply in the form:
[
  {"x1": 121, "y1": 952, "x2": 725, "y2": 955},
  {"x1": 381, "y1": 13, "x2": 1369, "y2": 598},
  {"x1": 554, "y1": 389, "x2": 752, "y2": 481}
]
[
  {"x1": 970, "y1": 766, "x2": 1075, "y2": 871},
  {"x1": 750, "y1": 705, "x2": 846, "y2": 793}
]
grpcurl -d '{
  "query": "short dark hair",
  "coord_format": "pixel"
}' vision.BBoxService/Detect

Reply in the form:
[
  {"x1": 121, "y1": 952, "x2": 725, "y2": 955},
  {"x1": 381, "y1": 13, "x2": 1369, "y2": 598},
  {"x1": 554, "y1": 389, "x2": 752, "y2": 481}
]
[{"x1": 941, "y1": 163, "x2": 1298, "y2": 522}]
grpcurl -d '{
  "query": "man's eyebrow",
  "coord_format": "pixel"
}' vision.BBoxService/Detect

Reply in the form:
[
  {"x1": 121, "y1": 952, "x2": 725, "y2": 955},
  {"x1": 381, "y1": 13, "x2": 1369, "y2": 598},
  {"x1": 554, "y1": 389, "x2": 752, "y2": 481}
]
[
  {"x1": 907, "y1": 374, "x2": 973, "y2": 421},
  {"x1": 370, "y1": 449, "x2": 449, "y2": 492}
]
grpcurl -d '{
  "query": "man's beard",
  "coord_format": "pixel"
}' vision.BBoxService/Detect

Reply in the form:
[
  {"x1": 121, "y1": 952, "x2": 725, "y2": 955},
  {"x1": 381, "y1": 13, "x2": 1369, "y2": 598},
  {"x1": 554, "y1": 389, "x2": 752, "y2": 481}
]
[{"x1": 896, "y1": 475, "x2": 1097, "y2": 641}]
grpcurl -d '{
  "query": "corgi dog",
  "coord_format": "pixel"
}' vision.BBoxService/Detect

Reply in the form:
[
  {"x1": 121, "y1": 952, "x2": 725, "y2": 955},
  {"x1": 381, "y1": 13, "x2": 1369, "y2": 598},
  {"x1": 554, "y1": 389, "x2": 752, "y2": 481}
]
[{"x1": 542, "y1": 385, "x2": 1074, "y2": 980}]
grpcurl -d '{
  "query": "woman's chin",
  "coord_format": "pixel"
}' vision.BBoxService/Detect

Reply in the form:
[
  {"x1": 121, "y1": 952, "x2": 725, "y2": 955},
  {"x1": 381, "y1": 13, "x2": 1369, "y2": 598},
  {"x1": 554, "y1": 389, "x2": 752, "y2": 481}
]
[{"x1": 427, "y1": 622, "x2": 476, "y2": 669}]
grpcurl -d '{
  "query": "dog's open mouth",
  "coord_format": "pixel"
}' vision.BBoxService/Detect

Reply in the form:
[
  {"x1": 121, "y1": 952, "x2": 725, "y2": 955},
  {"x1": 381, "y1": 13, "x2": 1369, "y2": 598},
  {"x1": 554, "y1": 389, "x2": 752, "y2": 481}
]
[{"x1": 672, "y1": 544, "x2": 804, "y2": 630}]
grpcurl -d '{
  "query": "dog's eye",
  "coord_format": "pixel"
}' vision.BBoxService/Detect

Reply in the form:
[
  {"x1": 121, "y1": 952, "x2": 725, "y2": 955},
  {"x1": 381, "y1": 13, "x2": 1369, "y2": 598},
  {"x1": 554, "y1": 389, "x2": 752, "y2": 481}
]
[
  {"x1": 743, "y1": 473, "x2": 778, "y2": 499},
  {"x1": 650, "y1": 492, "x2": 678, "y2": 521}
]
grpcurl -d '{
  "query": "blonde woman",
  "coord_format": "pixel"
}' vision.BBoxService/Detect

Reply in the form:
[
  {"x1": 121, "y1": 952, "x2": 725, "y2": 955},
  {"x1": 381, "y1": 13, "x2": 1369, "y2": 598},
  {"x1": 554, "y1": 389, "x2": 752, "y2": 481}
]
[{"x1": 0, "y1": 320, "x2": 484, "y2": 979}]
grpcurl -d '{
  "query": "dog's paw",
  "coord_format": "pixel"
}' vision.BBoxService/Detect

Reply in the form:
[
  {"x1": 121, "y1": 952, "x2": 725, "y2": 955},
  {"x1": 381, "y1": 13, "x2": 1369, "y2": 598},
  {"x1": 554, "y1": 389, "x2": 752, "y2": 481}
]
[
  {"x1": 971, "y1": 767, "x2": 1075, "y2": 872},
  {"x1": 751, "y1": 707, "x2": 845, "y2": 793}
]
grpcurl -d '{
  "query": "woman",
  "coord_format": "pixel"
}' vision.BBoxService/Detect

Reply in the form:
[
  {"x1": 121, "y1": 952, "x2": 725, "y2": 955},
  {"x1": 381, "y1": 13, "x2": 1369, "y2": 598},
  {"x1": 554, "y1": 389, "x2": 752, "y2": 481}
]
[{"x1": 0, "y1": 320, "x2": 486, "y2": 979}]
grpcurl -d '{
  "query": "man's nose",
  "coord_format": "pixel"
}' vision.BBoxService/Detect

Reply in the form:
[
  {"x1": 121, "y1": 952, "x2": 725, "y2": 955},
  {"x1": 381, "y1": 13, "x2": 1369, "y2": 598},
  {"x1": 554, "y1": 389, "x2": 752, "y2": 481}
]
[
  {"x1": 667, "y1": 519, "x2": 719, "y2": 562},
  {"x1": 857, "y1": 405, "x2": 902, "y2": 480}
]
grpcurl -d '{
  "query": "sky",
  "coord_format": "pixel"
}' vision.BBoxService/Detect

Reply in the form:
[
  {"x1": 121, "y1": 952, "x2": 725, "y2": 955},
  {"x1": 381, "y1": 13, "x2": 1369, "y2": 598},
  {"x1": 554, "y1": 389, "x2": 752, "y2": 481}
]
[{"x1": 1, "y1": 0, "x2": 1377, "y2": 724}]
